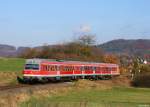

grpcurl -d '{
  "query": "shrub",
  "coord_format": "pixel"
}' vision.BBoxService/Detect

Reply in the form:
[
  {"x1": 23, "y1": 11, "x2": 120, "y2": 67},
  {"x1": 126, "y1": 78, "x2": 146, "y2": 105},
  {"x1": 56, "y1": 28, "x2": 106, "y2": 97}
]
[{"x1": 132, "y1": 72, "x2": 150, "y2": 88}]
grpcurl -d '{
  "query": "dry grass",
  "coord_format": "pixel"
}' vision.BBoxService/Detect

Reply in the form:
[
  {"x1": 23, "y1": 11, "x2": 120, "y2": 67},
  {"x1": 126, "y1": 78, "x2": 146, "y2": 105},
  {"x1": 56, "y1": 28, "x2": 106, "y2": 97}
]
[
  {"x1": 0, "y1": 83, "x2": 74, "y2": 107},
  {"x1": 75, "y1": 76, "x2": 131, "y2": 91},
  {"x1": 0, "y1": 72, "x2": 18, "y2": 86},
  {"x1": 74, "y1": 79, "x2": 112, "y2": 90},
  {"x1": 0, "y1": 92, "x2": 30, "y2": 107},
  {"x1": 111, "y1": 76, "x2": 131, "y2": 87},
  {"x1": 0, "y1": 76, "x2": 132, "y2": 107}
]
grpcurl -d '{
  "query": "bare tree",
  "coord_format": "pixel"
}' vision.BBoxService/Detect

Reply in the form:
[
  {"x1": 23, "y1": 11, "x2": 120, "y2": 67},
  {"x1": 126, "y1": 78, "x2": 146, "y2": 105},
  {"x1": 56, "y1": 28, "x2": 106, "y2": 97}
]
[{"x1": 78, "y1": 35, "x2": 96, "y2": 46}]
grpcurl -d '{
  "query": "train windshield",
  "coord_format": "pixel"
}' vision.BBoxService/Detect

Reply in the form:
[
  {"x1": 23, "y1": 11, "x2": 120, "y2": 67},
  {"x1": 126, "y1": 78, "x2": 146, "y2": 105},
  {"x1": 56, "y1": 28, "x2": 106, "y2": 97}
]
[{"x1": 25, "y1": 64, "x2": 39, "y2": 70}]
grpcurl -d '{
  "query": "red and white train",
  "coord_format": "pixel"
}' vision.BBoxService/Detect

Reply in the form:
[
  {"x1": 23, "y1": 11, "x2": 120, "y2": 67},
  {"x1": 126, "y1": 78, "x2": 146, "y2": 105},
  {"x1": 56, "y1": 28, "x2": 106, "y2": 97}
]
[{"x1": 18, "y1": 59, "x2": 120, "y2": 83}]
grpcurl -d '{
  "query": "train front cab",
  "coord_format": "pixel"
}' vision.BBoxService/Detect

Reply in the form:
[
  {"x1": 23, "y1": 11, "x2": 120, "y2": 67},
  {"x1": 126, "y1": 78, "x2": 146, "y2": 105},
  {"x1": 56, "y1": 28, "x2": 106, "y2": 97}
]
[{"x1": 17, "y1": 59, "x2": 42, "y2": 84}]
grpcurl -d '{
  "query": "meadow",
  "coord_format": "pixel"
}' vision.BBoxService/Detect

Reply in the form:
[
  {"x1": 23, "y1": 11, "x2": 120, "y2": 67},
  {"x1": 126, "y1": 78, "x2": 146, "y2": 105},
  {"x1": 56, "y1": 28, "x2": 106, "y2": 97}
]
[
  {"x1": 21, "y1": 87, "x2": 150, "y2": 107},
  {"x1": 0, "y1": 58, "x2": 25, "y2": 85},
  {"x1": 0, "y1": 57, "x2": 25, "y2": 72}
]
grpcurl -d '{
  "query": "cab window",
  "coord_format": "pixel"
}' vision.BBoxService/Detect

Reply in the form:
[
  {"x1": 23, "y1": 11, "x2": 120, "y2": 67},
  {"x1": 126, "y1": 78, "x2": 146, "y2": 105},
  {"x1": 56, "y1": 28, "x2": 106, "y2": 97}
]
[{"x1": 25, "y1": 64, "x2": 39, "y2": 70}]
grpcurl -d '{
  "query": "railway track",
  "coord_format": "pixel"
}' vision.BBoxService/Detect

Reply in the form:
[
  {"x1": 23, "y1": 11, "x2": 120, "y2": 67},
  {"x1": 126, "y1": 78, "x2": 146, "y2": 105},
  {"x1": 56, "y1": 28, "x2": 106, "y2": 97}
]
[
  {"x1": 0, "y1": 84, "x2": 30, "y2": 91},
  {"x1": 0, "y1": 82, "x2": 74, "y2": 92},
  {"x1": 0, "y1": 76, "x2": 126, "y2": 92}
]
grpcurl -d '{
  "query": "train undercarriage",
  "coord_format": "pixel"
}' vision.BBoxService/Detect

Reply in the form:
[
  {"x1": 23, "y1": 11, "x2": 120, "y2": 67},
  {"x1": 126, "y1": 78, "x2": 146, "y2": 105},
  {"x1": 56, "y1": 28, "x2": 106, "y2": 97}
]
[{"x1": 17, "y1": 75, "x2": 113, "y2": 84}]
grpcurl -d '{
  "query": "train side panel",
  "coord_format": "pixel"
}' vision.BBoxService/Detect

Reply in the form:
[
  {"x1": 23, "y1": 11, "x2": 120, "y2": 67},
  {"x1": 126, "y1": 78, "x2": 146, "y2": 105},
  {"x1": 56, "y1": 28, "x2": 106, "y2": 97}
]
[{"x1": 22, "y1": 59, "x2": 120, "y2": 80}]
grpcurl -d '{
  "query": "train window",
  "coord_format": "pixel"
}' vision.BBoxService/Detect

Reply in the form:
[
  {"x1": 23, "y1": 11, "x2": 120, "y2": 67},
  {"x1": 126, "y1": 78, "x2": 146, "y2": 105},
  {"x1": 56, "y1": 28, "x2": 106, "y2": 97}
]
[
  {"x1": 47, "y1": 65, "x2": 50, "y2": 71},
  {"x1": 60, "y1": 66, "x2": 64, "y2": 71},
  {"x1": 41, "y1": 65, "x2": 46, "y2": 71},
  {"x1": 75, "y1": 66, "x2": 82, "y2": 71},
  {"x1": 101, "y1": 67, "x2": 109, "y2": 71},
  {"x1": 64, "y1": 66, "x2": 68, "y2": 71},
  {"x1": 41, "y1": 65, "x2": 58, "y2": 71},
  {"x1": 70, "y1": 66, "x2": 74, "y2": 71},
  {"x1": 104, "y1": 67, "x2": 107, "y2": 71},
  {"x1": 59, "y1": 66, "x2": 74, "y2": 71},
  {"x1": 25, "y1": 64, "x2": 39, "y2": 70},
  {"x1": 84, "y1": 66, "x2": 88, "y2": 70},
  {"x1": 57, "y1": 66, "x2": 59, "y2": 71},
  {"x1": 80, "y1": 66, "x2": 84, "y2": 71},
  {"x1": 45, "y1": 65, "x2": 48, "y2": 71},
  {"x1": 112, "y1": 67, "x2": 117, "y2": 71},
  {"x1": 101, "y1": 67, "x2": 105, "y2": 71},
  {"x1": 108, "y1": 67, "x2": 111, "y2": 71},
  {"x1": 95, "y1": 67, "x2": 101, "y2": 71},
  {"x1": 64, "y1": 66, "x2": 74, "y2": 71},
  {"x1": 105, "y1": 67, "x2": 110, "y2": 71},
  {"x1": 84, "y1": 66, "x2": 92, "y2": 71},
  {"x1": 105, "y1": 67, "x2": 111, "y2": 71},
  {"x1": 93, "y1": 67, "x2": 96, "y2": 71},
  {"x1": 75, "y1": 66, "x2": 80, "y2": 71},
  {"x1": 48, "y1": 65, "x2": 57, "y2": 71}
]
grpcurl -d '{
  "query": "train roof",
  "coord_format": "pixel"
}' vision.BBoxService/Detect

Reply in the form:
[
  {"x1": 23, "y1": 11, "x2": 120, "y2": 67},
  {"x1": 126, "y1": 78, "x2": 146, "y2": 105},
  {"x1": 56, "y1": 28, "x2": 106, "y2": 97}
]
[{"x1": 26, "y1": 58, "x2": 118, "y2": 66}]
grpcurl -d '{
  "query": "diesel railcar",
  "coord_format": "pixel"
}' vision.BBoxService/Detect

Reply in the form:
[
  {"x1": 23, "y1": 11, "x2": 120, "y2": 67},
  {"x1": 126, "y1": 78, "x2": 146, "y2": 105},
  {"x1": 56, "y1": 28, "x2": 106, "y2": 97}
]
[{"x1": 17, "y1": 59, "x2": 120, "y2": 83}]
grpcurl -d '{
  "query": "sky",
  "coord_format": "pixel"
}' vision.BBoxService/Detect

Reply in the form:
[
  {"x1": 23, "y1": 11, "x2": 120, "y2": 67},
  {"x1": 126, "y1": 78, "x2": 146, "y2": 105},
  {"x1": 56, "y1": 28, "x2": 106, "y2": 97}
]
[{"x1": 0, "y1": 0, "x2": 150, "y2": 47}]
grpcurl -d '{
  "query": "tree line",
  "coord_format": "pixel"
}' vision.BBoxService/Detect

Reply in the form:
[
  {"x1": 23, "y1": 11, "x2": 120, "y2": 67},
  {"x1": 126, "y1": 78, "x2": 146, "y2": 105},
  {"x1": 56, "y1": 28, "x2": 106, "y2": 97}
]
[{"x1": 19, "y1": 35, "x2": 119, "y2": 64}]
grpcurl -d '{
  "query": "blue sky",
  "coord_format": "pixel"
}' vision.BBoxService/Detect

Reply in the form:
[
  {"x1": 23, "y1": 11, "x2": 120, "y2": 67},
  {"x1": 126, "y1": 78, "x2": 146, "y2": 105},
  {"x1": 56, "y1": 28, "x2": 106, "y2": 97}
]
[{"x1": 0, "y1": 0, "x2": 150, "y2": 46}]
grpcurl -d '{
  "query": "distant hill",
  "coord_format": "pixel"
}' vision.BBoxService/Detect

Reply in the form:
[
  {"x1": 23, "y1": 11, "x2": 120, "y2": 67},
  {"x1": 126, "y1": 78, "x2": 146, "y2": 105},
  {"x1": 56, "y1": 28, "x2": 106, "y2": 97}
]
[
  {"x1": 0, "y1": 45, "x2": 28, "y2": 57},
  {"x1": 0, "y1": 44, "x2": 16, "y2": 57},
  {"x1": 98, "y1": 39, "x2": 150, "y2": 57},
  {"x1": 0, "y1": 39, "x2": 150, "y2": 57}
]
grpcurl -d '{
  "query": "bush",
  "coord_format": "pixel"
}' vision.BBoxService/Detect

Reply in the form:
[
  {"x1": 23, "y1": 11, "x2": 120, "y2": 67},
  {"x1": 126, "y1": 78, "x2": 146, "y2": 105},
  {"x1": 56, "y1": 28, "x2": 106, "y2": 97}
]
[{"x1": 132, "y1": 72, "x2": 150, "y2": 88}]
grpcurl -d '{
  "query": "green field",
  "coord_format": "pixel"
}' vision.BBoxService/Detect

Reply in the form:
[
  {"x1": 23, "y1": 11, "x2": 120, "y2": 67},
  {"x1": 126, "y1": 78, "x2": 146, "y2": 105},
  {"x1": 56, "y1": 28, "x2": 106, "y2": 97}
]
[
  {"x1": 0, "y1": 58, "x2": 25, "y2": 85},
  {"x1": 0, "y1": 58, "x2": 25, "y2": 72},
  {"x1": 21, "y1": 87, "x2": 150, "y2": 107}
]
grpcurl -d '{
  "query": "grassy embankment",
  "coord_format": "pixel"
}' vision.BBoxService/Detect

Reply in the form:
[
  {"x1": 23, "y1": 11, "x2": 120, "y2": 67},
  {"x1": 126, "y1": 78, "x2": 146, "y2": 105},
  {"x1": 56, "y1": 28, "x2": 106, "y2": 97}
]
[
  {"x1": 0, "y1": 58, "x2": 25, "y2": 85},
  {"x1": 21, "y1": 87, "x2": 150, "y2": 107}
]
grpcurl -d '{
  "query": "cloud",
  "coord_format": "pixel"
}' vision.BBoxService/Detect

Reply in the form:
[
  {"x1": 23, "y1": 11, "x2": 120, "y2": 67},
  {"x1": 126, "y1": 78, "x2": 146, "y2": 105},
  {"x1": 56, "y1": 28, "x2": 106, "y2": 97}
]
[
  {"x1": 79, "y1": 24, "x2": 91, "y2": 33},
  {"x1": 73, "y1": 24, "x2": 92, "y2": 36}
]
